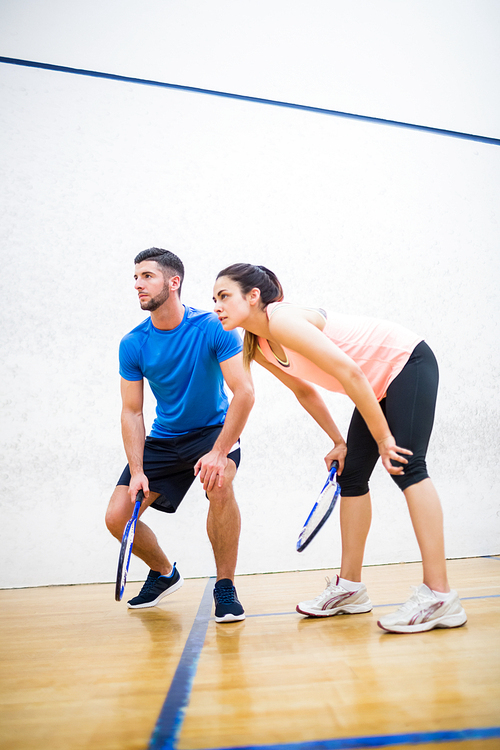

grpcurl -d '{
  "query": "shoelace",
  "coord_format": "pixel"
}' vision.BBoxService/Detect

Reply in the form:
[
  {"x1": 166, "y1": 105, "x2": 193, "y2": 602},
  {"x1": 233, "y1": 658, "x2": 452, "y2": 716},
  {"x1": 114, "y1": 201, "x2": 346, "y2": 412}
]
[
  {"x1": 396, "y1": 586, "x2": 434, "y2": 613},
  {"x1": 315, "y1": 576, "x2": 342, "y2": 600},
  {"x1": 141, "y1": 574, "x2": 162, "y2": 594},
  {"x1": 214, "y1": 586, "x2": 236, "y2": 604}
]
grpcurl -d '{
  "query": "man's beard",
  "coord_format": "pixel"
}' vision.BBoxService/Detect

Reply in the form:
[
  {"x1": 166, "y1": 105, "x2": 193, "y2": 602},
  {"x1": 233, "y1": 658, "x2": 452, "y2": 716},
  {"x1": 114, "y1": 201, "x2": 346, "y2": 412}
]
[{"x1": 140, "y1": 284, "x2": 170, "y2": 311}]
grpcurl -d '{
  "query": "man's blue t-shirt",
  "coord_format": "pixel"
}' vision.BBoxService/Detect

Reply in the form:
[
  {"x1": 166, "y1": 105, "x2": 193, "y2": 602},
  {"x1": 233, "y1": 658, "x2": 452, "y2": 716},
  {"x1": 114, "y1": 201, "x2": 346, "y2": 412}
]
[{"x1": 119, "y1": 306, "x2": 242, "y2": 438}]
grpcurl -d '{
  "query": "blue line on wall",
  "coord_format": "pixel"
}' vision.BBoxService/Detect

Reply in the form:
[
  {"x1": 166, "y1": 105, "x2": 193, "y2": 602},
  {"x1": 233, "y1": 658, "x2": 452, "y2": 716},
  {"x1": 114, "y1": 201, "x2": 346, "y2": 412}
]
[{"x1": 1, "y1": 56, "x2": 499, "y2": 147}]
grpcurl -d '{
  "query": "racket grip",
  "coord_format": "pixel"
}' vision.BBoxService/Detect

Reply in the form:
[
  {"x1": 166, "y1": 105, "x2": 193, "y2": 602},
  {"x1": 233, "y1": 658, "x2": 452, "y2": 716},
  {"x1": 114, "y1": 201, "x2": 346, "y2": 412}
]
[
  {"x1": 328, "y1": 460, "x2": 339, "y2": 480},
  {"x1": 136, "y1": 489, "x2": 145, "y2": 503}
]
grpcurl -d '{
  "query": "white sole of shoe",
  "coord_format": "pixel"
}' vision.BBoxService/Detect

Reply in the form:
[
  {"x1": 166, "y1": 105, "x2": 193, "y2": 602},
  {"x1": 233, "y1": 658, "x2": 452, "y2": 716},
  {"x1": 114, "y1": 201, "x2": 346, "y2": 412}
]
[
  {"x1": 296, "y1": 602, "x2": 373, "y2": 617},
  {"x1": 377, "y1": 610, "x2": 468, "y2": 633},
  {"x1": 215, "y1": 612, "x2": 246, "y2": 623},
  {"x1": 127, "y1": 574, "x2": 184, "y2": 609}
]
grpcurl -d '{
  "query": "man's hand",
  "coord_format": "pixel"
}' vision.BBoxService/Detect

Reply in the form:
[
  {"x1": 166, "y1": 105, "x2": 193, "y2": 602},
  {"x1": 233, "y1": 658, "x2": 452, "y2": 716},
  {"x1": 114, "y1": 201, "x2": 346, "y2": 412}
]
[
  {"x1": 129, "y1": 472, "x2": 150, "y2": 503},
  {"x1": 194, "y1": 449, "x2": 228, "y2": 492}
]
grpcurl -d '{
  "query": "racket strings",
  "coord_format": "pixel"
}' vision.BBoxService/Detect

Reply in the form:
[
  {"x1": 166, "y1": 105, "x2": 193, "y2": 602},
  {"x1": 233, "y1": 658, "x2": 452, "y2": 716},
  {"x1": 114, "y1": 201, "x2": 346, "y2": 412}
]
[
  {"x1": 298, "y1": 484, "x2": 337, "y2": 544},
  {"x1": 296, "y1": 464, "x2": 340, "y2": 552}
]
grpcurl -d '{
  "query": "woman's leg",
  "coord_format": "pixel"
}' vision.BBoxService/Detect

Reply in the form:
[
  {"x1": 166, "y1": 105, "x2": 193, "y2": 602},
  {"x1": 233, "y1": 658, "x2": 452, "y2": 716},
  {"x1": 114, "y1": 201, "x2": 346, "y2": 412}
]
[
  {"x1": 295, "y1": 410, "x2": 378, "y2": 617},
  {"x1": 385, "y1": 341, "x2": 449, "y2": 591},
  {"x1": 376, "y1": 344, "x2": 467, "y2": 632},
  {"x1": 339, "y1": 492, "x2": 372, "y2": 582},
  {"x1": 378, "y1": 474, "x2": 467, "y2": 633},
  {"x1": 404, "y1": 478, "x2": 449, "y2": 592},
  {"x1": 337, "y1": 408, "x2": 380, "y2": 581}
]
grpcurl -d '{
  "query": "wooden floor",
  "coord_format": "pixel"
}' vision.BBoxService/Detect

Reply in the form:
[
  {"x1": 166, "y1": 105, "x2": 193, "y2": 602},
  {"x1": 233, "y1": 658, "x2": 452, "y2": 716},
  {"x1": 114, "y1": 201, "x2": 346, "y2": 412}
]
[{"x1": 0, "y1": 558, "x2": 499, "y2": 750}]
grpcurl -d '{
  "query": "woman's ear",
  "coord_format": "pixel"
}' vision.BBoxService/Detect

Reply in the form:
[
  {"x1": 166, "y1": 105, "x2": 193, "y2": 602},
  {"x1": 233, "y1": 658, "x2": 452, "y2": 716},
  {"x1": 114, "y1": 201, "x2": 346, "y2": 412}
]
[{"x1": 248, "y1": 287, "x2": 262, "y2": 306}]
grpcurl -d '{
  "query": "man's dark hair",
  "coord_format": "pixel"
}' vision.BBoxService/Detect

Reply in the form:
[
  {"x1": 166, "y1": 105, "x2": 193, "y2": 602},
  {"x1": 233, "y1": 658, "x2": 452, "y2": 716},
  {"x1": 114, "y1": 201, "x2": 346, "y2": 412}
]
[{"x1": 134, "y1": 247, "x2": 185, "y2": 293}]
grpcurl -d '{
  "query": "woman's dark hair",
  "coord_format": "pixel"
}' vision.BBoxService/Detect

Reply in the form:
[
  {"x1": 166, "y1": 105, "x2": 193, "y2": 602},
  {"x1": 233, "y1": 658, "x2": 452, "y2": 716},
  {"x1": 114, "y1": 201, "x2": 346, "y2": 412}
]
[{"x1": 216, "y1": 263, "x2": 284, "y2": 367}]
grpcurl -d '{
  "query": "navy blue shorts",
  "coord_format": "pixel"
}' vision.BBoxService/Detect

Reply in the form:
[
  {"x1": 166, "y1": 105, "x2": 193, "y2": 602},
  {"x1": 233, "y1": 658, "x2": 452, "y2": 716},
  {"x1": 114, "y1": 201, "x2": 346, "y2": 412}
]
[
  {"x1": 117, "y1": 425, "x2": 241, "y2": 513},
  {"x1": 339, "y1": 341, "x2": 439, "y2": 496}
]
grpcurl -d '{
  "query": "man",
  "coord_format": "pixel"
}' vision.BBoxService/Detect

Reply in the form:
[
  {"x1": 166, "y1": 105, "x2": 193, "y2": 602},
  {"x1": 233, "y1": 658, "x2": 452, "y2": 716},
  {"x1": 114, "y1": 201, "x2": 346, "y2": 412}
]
[{"x1": 105, "y1": 248, "x2": 254, "y2": 622}]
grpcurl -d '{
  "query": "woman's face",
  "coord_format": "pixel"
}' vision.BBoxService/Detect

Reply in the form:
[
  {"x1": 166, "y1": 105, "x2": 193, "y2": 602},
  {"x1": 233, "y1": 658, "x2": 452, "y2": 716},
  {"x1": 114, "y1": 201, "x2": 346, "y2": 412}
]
[{"x1": 213, "y1": 276, "x2": 255, "y2": 330}]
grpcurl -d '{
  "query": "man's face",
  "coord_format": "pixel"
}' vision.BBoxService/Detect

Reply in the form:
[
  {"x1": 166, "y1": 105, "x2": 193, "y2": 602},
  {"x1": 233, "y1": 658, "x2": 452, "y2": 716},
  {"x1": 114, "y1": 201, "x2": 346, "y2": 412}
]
[{"x1": 134, "y1": 261, "x2": 170, "y2": 311}]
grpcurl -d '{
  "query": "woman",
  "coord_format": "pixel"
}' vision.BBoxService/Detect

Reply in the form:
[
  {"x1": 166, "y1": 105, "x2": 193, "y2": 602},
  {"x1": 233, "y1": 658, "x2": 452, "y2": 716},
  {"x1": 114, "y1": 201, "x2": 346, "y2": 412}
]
[{"x1": 213, "y1": 263, "x2": 467, "y2": 634}]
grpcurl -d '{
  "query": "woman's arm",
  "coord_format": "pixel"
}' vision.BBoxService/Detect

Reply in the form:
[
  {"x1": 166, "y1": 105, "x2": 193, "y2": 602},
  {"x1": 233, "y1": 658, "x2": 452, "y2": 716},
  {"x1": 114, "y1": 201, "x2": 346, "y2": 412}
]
[
  {"x1": 268, "y1": 308, "x2": 411, "y2": 474},
  {"x1": 254, "y1": 349, "x2": 348, "y2": 473}
]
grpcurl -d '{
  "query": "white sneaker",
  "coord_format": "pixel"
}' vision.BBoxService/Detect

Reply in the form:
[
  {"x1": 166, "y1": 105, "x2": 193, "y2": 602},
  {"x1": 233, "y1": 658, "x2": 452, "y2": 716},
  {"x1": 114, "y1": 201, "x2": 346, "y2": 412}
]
[
  {"x1": 377, "y1": 584, "x2": 467, "y2": 634},
  {"x1": 296, "y1": 575, "x2": 373, "y2": 617}
]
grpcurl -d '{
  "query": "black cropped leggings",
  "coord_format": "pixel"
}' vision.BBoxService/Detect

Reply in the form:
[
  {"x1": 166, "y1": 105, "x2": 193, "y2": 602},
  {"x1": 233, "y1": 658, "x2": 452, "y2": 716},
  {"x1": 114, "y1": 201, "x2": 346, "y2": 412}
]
[{"x1": 339, "y1": 340, "x2": 439, "y2": 496}]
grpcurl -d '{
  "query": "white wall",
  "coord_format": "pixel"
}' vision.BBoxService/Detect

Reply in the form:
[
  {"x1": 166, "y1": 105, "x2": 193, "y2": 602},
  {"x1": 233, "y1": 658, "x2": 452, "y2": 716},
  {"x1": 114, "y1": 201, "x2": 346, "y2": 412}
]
[{"x1": 1, "y1": 1, "x2": 499, "y2": 588}]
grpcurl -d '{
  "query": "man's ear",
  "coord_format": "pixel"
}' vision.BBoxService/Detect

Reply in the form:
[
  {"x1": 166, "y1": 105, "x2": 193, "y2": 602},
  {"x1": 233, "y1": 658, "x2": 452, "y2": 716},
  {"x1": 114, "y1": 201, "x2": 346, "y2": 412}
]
[{"x1": 169, "y1": 275, "x2": 181, "y2": 292}]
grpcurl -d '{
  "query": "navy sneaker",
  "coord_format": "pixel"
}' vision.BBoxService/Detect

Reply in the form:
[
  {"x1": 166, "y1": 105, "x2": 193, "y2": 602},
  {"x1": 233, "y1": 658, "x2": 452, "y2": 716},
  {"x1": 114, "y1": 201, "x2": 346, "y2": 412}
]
[
  {"x1": 127, "y1": 563, "x2": 184, "y2": 609},
  {"x1": 213, "y1": 579, "x2": 245, "y2": 622}
]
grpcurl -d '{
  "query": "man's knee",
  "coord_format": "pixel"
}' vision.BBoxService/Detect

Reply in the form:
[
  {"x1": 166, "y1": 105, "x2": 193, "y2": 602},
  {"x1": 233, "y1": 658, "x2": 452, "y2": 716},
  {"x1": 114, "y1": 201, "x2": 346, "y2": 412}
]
[
  {"x1": 206, "y1": 461, "x2": 237, "y2": 506},
  {"x1": 106, "y1": 486, "x2": 161, "y2": 536},
  {"x1": 207, "y1": 481, "x2": 235, "y2": 506},
  {"x1": 105, "y1": 485, "x2": 130, "y2": 537}
]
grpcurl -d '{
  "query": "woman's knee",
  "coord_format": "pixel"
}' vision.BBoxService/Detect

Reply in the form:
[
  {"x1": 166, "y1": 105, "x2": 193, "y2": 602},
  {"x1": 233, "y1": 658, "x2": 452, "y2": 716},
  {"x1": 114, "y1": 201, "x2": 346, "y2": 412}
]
[
  {"x1": 391, "y1": 458, "x2": 429, "y2": 492},
  {"x1": 337, "y1": 470, "x2": 370, "y2": 497}
]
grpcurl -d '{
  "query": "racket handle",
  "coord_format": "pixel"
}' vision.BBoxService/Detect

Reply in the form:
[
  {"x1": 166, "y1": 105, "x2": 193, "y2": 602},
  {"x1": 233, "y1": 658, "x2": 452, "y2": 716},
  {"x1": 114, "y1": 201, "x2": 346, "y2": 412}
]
[
  {"x1": 328, "y1": 460, "x2": 339, "y2": 480},
  {"x1": 136, "y1": 489, "x2": 145, "y2": 503}
]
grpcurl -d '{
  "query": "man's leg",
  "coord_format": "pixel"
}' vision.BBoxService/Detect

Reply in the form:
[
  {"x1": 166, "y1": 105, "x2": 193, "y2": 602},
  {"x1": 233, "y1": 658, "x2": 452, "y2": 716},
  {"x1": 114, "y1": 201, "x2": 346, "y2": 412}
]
[
  {"x1": 206, "y1": 459, "x2": 245, "y2": 622},
  {"x1": 206, "y1": 459, "x2": 240, "y2": 581},
  {"x1": 105, "y1": 485, "x2": 173, "y2": 575},
  {"x1": 106, "y1": 485, "x2": 184, "y2": 609}
]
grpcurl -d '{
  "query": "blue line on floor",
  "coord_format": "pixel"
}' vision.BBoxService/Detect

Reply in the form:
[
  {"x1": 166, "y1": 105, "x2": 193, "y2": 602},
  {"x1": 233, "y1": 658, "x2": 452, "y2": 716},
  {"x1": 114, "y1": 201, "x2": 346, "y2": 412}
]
[
  {"x1": 144, "y1": 580, "x2": 498, "y2": 750},
  {"x1": 240, "y1": 592, "x2": 500, "y2": 619},
  {"x1": 201, "y1": 725, "x2": 500, "y2": 749},
  {"x1": 374, "y1": 593, "x2": 500, "y2": 609},
  {"x1": 148, "y1": 576, "x2": 215, "y2": 750}
]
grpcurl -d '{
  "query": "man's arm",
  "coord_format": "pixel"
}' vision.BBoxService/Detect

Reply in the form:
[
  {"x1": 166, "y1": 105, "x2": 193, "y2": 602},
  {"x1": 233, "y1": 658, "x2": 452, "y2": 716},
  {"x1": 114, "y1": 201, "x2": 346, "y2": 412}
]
[
  {"x1": 120, "y1": 377, "x2": 149, "y2": 501},
  {"x1": 194, "y1": 352, "x2": 255, "y2": 491}
]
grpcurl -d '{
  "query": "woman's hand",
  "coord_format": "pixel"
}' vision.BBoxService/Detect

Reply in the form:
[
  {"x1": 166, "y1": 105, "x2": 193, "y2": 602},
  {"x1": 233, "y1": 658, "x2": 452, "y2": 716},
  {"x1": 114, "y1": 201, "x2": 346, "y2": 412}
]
[
  {"x1": 378, "y1": 436, "x2": 413, "y2": 475},
  {"x1": 324, "y1": 442, "x2": 348, "y2": 475}
]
